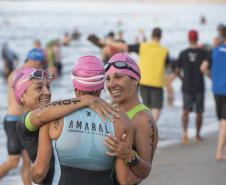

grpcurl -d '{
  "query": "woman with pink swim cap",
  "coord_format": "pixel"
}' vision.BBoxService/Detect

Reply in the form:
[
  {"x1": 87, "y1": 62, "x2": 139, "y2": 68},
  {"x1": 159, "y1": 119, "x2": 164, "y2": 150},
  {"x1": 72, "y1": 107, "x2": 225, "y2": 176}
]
[
  {"x1": 104, "y1": 53, "x2": 158, "y2": 185},
  {"x1": 12, "y1": 67, "x2": 55, "y2": 184},
  {"x1": 19, "y1": 56, "x2": 130, "y2": 185},
  {"x1": 13, "y1": 64, "x2": 120, "y2": 184}
]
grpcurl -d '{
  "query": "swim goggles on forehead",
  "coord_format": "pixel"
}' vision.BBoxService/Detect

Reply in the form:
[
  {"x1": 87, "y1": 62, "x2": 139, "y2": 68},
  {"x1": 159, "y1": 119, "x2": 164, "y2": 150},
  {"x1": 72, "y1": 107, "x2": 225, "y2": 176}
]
[
  {"x1": 104, "y1": 61, "x2": 140, "y2": 77},
  {"x1": 29, "y1": 69, "x2": 52, "y2": 80},
  {"x1": 12, "y1": 69, "x2": 52, "y2": 90}
]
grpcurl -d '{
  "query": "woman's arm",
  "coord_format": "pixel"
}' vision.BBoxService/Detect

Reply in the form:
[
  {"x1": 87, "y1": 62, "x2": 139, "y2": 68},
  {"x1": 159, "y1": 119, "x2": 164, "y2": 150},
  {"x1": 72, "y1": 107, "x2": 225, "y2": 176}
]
[
  {"x1": 30, "y1": 123, "x2": 52, "y2": 183},
  {"x1": 200, "y1": 60, "x2": 210, "y2": 76},
  {"x1": 105, "y1": 112, "x2": 140, "y2": 185},
  {"x1": 105, "y1": 111, "x2": 158, "y2": 182},
  {"x1": 106, "y1": 39, "x2": 128, "y2": 51},
  {"x1": 29, "y1": 95, "x2": 119, "y2": 129},
  {"x1": 129, "y1": 113, "x2": 158, "y2": 178},
  {"x1": 115, "y1": 158, "x2": 141, "y2": 185}
]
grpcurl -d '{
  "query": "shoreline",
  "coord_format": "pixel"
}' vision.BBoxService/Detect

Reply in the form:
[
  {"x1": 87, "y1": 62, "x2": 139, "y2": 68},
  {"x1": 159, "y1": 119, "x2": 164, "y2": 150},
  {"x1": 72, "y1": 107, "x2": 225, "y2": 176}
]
[{"x1": 158, "y1": 120, "x2": 218, "y2": 148}]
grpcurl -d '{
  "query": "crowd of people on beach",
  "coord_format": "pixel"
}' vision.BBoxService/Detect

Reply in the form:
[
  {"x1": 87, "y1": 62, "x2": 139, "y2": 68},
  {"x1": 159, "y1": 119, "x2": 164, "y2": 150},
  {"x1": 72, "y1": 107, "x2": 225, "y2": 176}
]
[{"x1": 0, "y1": 21, "x2": 226, "y2": 185}]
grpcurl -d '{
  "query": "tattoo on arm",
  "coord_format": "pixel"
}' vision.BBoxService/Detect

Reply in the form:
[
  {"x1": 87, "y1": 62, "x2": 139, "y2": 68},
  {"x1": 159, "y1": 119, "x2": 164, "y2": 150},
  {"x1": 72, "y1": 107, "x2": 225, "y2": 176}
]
[
  {"x1": 148, "y1": 120, "x2": 157, "y2": 161},
  {"x1": 45, "y1": 99, "x2": 81, "y2": 107},
  {"x1": 54, "y1": 120, "x2": 60, "y2": 130}
]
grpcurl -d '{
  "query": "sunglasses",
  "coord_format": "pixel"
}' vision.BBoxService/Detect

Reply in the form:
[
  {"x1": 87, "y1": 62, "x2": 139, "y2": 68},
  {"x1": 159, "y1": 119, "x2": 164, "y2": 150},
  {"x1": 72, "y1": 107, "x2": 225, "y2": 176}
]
[
  {"x1": 104, "y1": 61, "x2": 140, "y2": 78},
  {"x1": 29, "y1": 69, "x2": 52, "y2": 80}
]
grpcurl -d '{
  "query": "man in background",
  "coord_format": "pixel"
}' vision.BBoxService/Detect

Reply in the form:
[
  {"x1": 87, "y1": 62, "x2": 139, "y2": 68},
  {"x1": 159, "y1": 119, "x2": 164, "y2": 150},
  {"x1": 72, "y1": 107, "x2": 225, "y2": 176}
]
[
  {"x1": 175, "y1": 30, "x2": 207, "y2": 144},
  {"x1": 201, "y1": 26, "x2": 226, "y2": 160}
]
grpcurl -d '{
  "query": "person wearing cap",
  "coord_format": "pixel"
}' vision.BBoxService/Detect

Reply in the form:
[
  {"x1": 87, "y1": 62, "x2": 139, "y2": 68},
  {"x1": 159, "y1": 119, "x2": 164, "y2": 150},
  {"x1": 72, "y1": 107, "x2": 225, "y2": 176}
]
[
  {"x1": 201, "y1": 26, "x2": 226, "y2": 160},
  {"x1": 174, "y1": 30, "x2": 207, "y2": 145},
  {"x1": 20, "y1": 56, "x2": 129, "y2": 185},
  {"x1": 105, "y1": 27, "x2": 170, "y2": 121},
  {"x1": 104, "y1": 53, "x2": 158, "y2": 185},
  {"x1": 0, "y1": 48, "x2": 46, "y2": 184},
  {"x1": 13, "y1": 67, "x2": 55, "y2": 184}
]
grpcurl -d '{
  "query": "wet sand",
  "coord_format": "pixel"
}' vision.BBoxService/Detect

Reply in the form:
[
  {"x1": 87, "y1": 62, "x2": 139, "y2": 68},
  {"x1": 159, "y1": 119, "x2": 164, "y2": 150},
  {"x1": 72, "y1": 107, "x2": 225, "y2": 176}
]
[{"x1": 141, "y1": 132, "x2": 226, "y2": 185}]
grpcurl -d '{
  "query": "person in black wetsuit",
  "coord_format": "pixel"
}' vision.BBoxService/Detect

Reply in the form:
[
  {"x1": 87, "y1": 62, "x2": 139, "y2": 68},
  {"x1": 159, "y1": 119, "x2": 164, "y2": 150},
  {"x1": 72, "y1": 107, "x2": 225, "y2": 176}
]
[
  {"x1": 12, "y1": 67, "x2": 56, "y2": 185},
  {"x1": 1, "y1": 43, "x2": 18, "y2": 79}
]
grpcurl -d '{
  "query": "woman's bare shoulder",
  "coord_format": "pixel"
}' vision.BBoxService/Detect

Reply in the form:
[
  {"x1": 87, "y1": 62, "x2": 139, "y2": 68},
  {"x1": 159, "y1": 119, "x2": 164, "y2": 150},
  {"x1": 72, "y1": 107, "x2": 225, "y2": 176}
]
[
  {"x1": 113, "y1": 111, "x2": 131, "y2": 138},
  {"x1": 132, "y1": 110, "x2": 156, "y2": 129}
]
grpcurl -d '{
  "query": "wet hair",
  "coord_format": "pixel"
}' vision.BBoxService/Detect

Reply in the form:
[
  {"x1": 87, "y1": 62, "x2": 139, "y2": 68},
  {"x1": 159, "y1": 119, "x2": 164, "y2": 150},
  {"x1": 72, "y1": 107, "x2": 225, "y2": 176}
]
[
  {"x1": 152, "y1": 27, "x2": 162, "y2": 39},
  {"x1": 108, "y1": 31, "x2": 115, "y2": 38},
  {"x1": 217, "y1": 23, "x2": 224, "y2": 31},
  {"x1": 223, "y1": 26, "x2": 226, "y2": 39}
]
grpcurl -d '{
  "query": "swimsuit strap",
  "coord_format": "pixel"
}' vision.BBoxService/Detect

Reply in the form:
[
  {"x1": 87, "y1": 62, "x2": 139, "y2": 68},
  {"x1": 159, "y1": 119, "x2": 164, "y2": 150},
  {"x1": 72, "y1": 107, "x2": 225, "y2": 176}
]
[{"x1": 126, "y1": 104, "x2": 149, "y2": 120}]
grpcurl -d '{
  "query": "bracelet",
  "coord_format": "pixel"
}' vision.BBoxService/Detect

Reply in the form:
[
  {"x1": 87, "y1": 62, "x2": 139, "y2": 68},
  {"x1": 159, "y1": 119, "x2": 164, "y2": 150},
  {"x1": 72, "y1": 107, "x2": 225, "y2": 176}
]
[{"x1": 125, "y1": 152, "x2": 140, "y2": 167}]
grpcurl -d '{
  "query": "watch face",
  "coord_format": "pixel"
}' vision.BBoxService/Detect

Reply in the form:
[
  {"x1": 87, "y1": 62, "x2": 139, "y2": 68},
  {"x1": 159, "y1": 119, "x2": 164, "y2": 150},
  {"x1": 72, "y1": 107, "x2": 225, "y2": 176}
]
[{"x1": 128, "y1": 153, "x2": 139, "y2": 167}]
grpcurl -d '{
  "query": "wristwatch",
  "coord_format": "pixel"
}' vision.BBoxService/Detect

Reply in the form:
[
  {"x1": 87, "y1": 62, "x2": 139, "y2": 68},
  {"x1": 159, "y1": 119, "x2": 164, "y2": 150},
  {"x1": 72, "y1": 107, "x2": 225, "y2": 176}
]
[{"x1": 125, "y1": 152, "x2": 140, "y2": 167}]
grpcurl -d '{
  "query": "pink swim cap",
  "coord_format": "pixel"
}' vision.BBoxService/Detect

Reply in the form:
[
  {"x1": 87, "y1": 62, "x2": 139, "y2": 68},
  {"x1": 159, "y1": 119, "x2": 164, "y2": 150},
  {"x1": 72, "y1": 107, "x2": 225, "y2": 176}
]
[
  {"x1": 106, "y1": 53, "x2": 140, "y2": 80},
  {"x1": 71, "y1": 56, "x2": 105, "y2": 91},
  {"x1": 12, "y1": 68, "x2": 37, "y2": 104},
  {"x1": 12, "y1": 67, "x2": 51, "y2": 104}
]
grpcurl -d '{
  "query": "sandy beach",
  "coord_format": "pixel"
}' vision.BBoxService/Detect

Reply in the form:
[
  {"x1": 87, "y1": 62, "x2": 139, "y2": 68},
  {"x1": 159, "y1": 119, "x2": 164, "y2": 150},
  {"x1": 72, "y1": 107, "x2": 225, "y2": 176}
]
[{"x1": 141, "y1": 132, "x2": 226, "y2": 185}]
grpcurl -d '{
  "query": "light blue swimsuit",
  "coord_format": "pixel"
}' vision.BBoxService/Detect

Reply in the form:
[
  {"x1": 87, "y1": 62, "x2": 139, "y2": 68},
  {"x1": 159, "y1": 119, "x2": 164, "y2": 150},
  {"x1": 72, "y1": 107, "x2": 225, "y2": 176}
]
[{"x1": 55, "y1": 107, "x2": 115, "y2": 171}]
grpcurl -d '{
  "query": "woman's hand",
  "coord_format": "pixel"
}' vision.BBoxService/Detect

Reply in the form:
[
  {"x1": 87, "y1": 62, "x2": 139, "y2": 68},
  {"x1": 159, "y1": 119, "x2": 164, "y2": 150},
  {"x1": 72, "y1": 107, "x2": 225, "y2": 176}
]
[
  {"x1": 83, "y1": 96, "x2": 120, "y2": 122},
  {"x1": 105, "y1": 134, "x2": 134, "y2": 160}
]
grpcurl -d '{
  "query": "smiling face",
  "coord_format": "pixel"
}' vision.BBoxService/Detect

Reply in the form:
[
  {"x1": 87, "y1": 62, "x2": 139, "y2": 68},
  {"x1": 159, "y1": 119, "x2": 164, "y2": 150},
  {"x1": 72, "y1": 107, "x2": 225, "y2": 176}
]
[
  {"x1": 20, "y1": 78, "x2": 51, "y2": 110},
  {"x1": 106, "y1": 72, "x2": 138, "y2": 105}
]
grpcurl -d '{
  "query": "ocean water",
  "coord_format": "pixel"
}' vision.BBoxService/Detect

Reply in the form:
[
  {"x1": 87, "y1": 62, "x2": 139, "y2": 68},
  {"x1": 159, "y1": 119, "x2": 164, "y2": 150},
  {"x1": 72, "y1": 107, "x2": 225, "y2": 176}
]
[{"x1": 0, "y1": 1, "x2": 225, "y2": 184}]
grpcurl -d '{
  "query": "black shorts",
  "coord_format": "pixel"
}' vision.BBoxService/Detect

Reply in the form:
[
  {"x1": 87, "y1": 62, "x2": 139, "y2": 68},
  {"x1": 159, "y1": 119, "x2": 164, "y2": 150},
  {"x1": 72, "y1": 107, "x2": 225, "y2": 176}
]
[
  {"x1": 3, "y1": 115, "x2": 23, "y2": 155},
  {"x1": 16, "y1": 113, "x2": 56, "y2": 184},
  {"x1": 214, "y1": 95, "x2": 226, "y2": 120},
  {"x1": 139, "y1": 85, "x2": 163, "y2": 109},
  {"x1": 183, "y1": 92, "x2": 204, "y2": 113}
]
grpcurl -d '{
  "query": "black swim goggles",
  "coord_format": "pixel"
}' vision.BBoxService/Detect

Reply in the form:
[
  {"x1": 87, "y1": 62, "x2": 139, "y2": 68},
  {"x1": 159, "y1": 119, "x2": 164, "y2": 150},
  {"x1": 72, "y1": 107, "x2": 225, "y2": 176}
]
[
  {"x1": 104, "y1": 61, "x2": 140, "y2": 77},
  {"x1": 29, "y1": 69, "x2": 52, "y2": 80}
]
